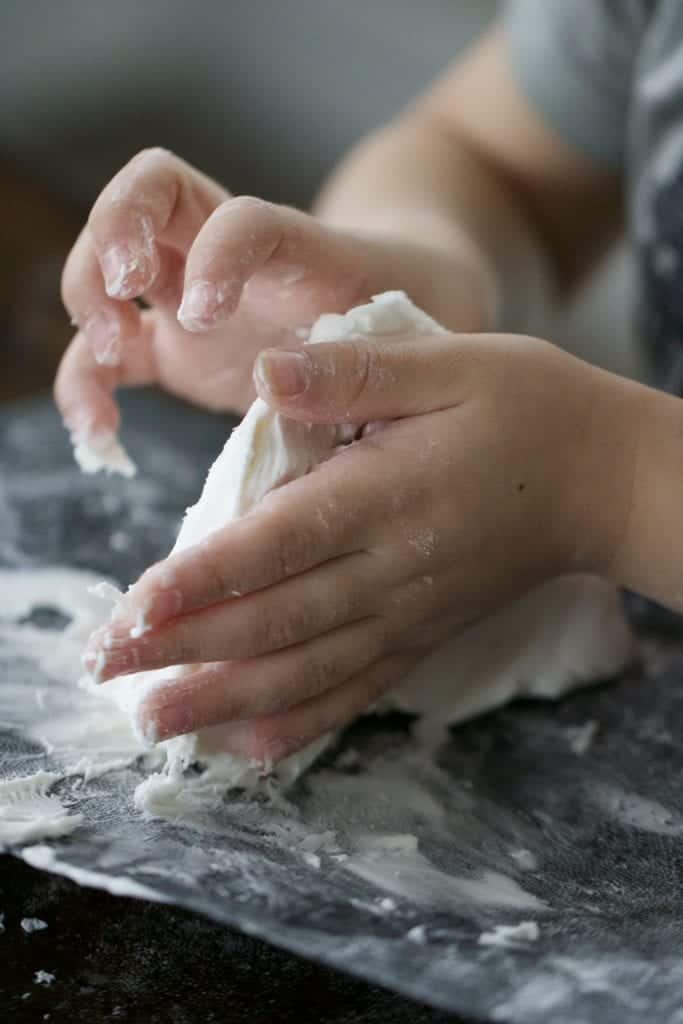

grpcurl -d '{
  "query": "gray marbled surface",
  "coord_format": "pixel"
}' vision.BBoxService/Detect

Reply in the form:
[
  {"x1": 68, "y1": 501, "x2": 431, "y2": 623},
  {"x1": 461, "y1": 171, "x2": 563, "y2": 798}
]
[{"x1": 2, "y1": 390, "x2": 683, "y2": 1024}]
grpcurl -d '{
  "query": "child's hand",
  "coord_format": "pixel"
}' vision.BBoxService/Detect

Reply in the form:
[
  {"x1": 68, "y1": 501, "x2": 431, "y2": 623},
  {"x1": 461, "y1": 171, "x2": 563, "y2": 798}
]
[
  {"x1": 56, "y1": 148, "x2": 491, "y2": 439},
  {"x1": 86, "y1": 329, "x2": 638, "y2": 762}
]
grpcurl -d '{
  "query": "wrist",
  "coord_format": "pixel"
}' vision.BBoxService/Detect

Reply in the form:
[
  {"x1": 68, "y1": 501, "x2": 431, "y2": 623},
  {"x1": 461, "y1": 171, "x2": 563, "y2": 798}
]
[
  {"x1": 604, "y1": 381, "x2": 683, "y2": 609},
  {"x1": 564, "y1": 364, "x2": 645, "y2": 582}
]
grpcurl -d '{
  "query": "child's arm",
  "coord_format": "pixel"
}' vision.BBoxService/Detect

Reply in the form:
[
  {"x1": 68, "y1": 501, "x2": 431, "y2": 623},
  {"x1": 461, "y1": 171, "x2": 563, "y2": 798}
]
[
  {"x1": 608, "y1": 384, "x2": 683, "y2": 612},
  {"x1": 314, "y1": 26, "x2": 623, "y2": 331}
]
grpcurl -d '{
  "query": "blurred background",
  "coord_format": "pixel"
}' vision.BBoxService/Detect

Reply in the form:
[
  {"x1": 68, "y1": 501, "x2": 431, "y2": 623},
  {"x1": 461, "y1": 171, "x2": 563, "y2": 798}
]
[
  {"x1": 0, "y1": 1, "x2": 495, "y2": 401},
  {"x1": 0, "y1": 0, "x2": 642, "y2": 408}
]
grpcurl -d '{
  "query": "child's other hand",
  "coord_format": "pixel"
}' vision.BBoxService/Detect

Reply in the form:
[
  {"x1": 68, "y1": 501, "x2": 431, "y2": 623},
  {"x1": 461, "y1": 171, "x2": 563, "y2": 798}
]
[
  {"x1": 85, "y1": 329, "x2": 637, "y2": 762},
  {"x1": 56, "y1": 148, "x2": 490, "y2": 440}
]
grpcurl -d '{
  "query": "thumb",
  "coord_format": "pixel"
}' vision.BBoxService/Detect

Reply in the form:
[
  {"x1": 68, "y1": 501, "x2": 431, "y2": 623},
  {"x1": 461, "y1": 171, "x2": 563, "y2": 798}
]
[{"x1": 252, "y1": 334, "x2": 474, "y2": 424}]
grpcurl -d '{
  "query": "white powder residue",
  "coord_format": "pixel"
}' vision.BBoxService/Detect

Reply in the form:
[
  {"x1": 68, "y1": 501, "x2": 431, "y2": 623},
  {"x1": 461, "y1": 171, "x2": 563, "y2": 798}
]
[
  {"x1": 345, "y1": 844, "x2": 547, "y2": 914},
  {"x1": 0, "y1": 772, "x2": 82, "y2": 845},
  {"x1": 479, "y1": 921, "x2": 540, "y2": 947},
  {"x1": 592, "y1": 785, "x2": 683, "y2": 836},
  {"x1": 87, "y1": 580, "x2": 125, "y2": 606},
  {"x1": 72, "y1": 431, "x2": 137, "y2": 479},
  {"x1": 299, "y1": 831, "x2": 336, "y2": 851},
  {"x1": 509, "y1": 849, "x2": 537, "y2": 871},
  {"x1": 129, "y1": 603, "x2": 152, "y2": 639}
]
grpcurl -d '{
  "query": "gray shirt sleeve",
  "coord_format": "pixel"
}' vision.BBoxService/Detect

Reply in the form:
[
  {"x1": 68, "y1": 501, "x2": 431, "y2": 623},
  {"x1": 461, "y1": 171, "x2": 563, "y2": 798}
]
[{"x1": 504, "y1": 0, "x2": 649, "y2": 169}]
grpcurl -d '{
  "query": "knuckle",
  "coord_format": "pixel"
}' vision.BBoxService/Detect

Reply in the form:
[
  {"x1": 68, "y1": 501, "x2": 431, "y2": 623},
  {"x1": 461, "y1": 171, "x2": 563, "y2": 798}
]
[
  {"x1": 230, "y1": 194, "x2": 271, "y2": 217},
  {"x1": 136, "y1": 145, "x2": 174, "y2": 166},
  {"x1": 346, "y1": 341, "x2": 378, "y2": 410},
  {"x1": 259, "y1": 601, "x2": 311, "y2": 652},
  {"x1": 198, "y1": 543, "x2": 231, "y2": 603},
  {"x1": 222, "y1": 196, "x2": 280, "y2": 245}
]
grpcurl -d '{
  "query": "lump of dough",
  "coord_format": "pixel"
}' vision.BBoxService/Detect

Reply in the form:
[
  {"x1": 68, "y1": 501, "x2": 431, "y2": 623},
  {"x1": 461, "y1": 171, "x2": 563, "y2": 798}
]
[{"x1": 94, "y1": 292, "x2": 633, "y2": 809}]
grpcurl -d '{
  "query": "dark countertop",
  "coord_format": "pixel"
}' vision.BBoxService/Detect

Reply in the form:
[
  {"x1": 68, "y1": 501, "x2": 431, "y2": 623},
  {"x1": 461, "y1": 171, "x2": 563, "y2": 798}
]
[
  {"x1": 6, "y1": 389, "x2": 683, "y2": 1024},
  {"x1": 0, "y1": 388, "x2": 469, "y2": 1024},
  {"x1": 0, "y1": 855, "x2": 465, "y2": 1024}
]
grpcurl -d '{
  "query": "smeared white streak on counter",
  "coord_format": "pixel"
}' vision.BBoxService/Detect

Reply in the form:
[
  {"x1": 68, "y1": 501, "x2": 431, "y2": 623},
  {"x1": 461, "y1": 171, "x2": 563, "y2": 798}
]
[
  {"x1": 345, "y1": 841, "x2": 547, "y2": 914},
  {"x1": 479, "y1": 921, "x2": 540, "y2": 948},
  {"x1": 592, "y1": 785, "x2": 683, "y2": 836},
  {"x1": 21, "y1": 844, "x2": 168, "y2": 903}
]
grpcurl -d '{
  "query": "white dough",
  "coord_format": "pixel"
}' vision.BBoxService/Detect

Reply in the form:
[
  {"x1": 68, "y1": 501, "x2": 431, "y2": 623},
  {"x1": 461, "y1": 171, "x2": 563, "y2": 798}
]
[
  {"x1": 0, "y1": 771, "x2": 82, "y2": 845},
  {"x1": 21, "y1": 917, "x2": 48, "y2": 933},
  {"x1": 72, "y1": 430, "x2": 137, "y2": 478},
  {"x1": 91, "y1": 291, "x2": 632, "y2": 808},
  {"x1": 34, "y1": 970, "x2": 56, "y2": 986}
]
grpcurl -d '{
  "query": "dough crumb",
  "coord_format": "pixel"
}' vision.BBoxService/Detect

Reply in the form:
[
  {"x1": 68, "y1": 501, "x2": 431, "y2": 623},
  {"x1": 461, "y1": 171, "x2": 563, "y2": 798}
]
[
  {"x1": 21, "y1": 917, "x2": 48, "y2": 933},
  {"x1": 34, "y1": 970, "x2": 56, "y2": 986},
  {"x1": 478, "y1": 921, "x2": 540, "y2": 947}
]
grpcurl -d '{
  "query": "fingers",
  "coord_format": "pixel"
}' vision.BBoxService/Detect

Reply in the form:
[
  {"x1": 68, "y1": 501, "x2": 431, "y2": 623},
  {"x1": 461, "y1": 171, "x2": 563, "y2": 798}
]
[
  {"x1": 86, "y1": 147, "x2": 227, "y2": 300},
  {"x1": 111, "y1": 452, "x2": 377, "y2": 633},
  {"x1": 182, "y1": 654, "x2": 411, "y2": 765},
  {"x1": 253, "y1": 333, "x2": 479, "y2": 424},
  {"x1": 138, "y1": 616, "x2": 389, "y2": 742},
  {"x1": 177, "y1": 197, "x2": 370, "y2": 332},
  {"x1": 89, "y1": 549, "x2": 380, "y2": 681},
  {"x1": 55, "y1": 311, "x2": 161, "y2": 436},
  {"x1": 59, "y1": 149, "x2": 228, "y2": 433},
  {"x1": 63, "y1": 149, "x2": 226, "y2": 329}
]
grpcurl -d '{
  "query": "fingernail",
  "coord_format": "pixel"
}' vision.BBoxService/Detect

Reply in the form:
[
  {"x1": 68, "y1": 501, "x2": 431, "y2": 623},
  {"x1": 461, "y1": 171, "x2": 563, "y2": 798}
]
[
  {"x1": 101, "y1": 244, "x2": 148, "y2": 299},
  {"x1": 178, "y1": 280, "x2": 235, "y2": 331},
  {"x1": 84, "y1": 310, "x2": 121, "y2": 366},
  {"x1": 254, "y1": 350, "x2": 310, "y2": 398}
]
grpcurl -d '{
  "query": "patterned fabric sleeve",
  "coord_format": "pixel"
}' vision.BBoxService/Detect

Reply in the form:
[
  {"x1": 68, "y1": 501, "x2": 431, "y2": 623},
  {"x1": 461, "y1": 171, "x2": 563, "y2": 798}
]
[{"x1": 504, "y1": 0, "x2": 650, "y2": 169}]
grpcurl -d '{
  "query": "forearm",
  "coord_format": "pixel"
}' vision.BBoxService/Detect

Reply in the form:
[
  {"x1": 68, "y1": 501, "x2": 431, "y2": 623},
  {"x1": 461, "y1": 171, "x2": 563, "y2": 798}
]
[
  {"x1": 607, "y1": 384, "x2": 683, "y2": 611},
  {"x1": 314, "y1": 26, "x2": 622, "y2": 335},
  {"x1": 314, "y1": 112, "x2": 549, "y2": 332}
]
